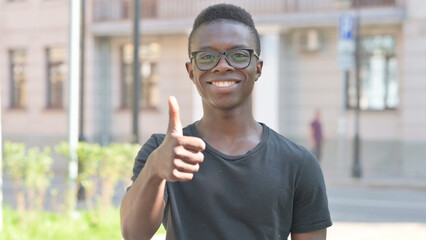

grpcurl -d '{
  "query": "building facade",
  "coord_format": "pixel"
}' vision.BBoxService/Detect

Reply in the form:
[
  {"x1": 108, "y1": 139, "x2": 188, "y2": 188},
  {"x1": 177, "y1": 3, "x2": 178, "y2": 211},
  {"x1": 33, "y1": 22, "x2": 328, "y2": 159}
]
[{"x1": 1, "y1": 0, "x2": 425, "y2": 179}]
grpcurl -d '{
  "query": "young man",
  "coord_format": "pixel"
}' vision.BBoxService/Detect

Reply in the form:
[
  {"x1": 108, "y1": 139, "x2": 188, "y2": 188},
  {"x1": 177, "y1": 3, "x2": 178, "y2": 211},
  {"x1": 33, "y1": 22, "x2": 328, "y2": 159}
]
[{"x1": 120, "y1": 4, "x2": 332, "y2": 240}]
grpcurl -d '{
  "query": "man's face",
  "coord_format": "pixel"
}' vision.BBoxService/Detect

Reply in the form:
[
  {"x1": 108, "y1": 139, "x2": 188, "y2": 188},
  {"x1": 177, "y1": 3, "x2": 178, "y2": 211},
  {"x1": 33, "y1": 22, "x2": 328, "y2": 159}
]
[{"x1": 186, "y1": 21, "x2": 263, "y2": 111}]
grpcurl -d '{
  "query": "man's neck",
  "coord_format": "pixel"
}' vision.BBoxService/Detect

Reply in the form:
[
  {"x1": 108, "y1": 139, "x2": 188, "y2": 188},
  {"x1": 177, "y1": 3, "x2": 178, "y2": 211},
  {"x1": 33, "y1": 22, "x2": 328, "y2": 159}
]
[{"x1": 195, "y1": 104, "x2": 263, "y2": 156}]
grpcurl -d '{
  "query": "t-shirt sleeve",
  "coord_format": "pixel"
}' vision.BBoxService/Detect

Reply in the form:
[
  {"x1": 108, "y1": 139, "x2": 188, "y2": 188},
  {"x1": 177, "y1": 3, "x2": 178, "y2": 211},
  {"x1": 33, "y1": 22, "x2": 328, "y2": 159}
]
[
  {"x1": 127, "y1": 134, "x2": 166, "y2": 192},
  {"x1": 291, "y1": 150, "x2": 332, "y2": 233}
]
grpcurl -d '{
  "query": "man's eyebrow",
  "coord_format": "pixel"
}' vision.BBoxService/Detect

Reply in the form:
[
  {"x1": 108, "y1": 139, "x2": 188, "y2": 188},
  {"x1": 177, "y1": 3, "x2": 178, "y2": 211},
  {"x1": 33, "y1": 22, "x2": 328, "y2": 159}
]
[{"x1": 197, "y1": 45, "x2": 250, "y2": 51}]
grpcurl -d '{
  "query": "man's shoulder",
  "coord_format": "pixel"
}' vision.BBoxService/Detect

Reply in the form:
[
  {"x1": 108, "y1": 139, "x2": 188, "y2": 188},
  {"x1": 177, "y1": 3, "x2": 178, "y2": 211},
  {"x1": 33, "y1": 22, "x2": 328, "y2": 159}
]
[
  {"x1": 263, "y1": 124, "x2": 312, "y2": 162},
  {"x1": 265, "y1": 125, "x2": 306, "y2": 150}
]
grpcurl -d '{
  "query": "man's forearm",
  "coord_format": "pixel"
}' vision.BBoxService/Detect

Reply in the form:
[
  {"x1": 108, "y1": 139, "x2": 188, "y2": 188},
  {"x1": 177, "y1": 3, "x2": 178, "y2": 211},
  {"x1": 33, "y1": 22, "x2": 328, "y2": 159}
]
[
  {"x1": 291, "y1": 229, "x2": 327, "y2": 240},
  {"x1": 120, "y1": 159, "x2": 166, "y2": 240}
]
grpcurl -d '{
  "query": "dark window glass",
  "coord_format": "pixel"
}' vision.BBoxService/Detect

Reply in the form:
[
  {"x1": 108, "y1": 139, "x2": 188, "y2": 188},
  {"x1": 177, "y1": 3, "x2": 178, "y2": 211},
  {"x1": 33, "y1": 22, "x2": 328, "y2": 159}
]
[
  {"x1": 347, "y1": 35, "x2": 398, "y2": 110},
  {"x1": 120, "y1": 43, "x2": 160, "y2": 109},
  {"x1": 46, "y1": 47, "x2": 67, "y2": 109},
  {"x1": 10, "y1": 49, "x2": 27, "y2": 108}
]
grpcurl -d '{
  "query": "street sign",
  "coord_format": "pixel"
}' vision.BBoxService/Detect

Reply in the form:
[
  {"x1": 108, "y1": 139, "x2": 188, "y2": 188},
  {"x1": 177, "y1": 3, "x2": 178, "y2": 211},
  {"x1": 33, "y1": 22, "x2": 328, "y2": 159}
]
[
  {"x1": 338, "y1": 14, "x2": 355, "y2": 70},
  {"x1": 339, "y1": 14, "x2": 354, "y2": 40}
]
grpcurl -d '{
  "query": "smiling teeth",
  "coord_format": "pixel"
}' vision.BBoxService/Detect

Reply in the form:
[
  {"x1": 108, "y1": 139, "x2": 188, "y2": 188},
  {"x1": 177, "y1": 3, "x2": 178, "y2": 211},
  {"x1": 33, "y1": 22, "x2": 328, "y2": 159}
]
[{"x1": 212, "y1": 81, "x2": 236, "y2": 87}]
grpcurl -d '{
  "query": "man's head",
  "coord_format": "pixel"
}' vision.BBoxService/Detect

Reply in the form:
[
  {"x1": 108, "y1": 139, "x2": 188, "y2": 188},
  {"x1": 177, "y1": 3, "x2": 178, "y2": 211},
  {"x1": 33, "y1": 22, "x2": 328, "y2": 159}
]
[
  {"x1": 185, "y1": 4, "x2": 263, "y2": 111},
  {"x1": 188, "y1": 4, "x2": 261, "y2": 57}
]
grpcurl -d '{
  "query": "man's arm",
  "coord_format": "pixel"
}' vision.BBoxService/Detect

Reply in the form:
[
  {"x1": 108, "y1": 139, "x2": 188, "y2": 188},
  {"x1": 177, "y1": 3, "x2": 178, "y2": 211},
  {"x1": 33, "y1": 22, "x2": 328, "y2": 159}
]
[
  {"x1": 290, "y1": 150, "x2": 332, "y2": 237},
  {"x1": 291, "y1": 228, "x2": 327, "y2": 240},
  {"x1": 120, "y1": 97, "x2": 205, "y2": 240},
  {"x1": 120, "y1": 152, "x2": 167, "y2": 240}
]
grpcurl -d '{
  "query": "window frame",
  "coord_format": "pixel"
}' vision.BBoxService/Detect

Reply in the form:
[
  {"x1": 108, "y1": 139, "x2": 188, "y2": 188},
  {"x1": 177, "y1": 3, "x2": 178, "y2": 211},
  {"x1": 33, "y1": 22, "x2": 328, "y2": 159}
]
[
  {"x1": 9, "y1": 49, "x2": 27, "y2": 109},
  {"x1": 46, "y1": 47, "x2": 66, "y2": 109},
  {"x1": 346, "y1": 34, "x2": 399, "y2": 111},
  {"x1": 119, "y1": 43, "x2": 159, "y2": 110}
]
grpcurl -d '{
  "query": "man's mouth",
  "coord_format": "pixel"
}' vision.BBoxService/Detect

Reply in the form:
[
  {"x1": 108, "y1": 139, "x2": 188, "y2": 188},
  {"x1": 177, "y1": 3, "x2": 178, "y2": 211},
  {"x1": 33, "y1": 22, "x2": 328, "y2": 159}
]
[{"x1": 210, "y1": 81, "x2": 238, "y2": 87}]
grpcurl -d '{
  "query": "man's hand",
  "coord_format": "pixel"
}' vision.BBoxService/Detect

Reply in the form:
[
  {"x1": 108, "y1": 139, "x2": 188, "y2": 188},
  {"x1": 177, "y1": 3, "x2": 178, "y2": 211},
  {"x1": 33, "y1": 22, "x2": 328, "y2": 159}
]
[{"x1": 149, "y1": 96, "x2": 205, "y2": 182}]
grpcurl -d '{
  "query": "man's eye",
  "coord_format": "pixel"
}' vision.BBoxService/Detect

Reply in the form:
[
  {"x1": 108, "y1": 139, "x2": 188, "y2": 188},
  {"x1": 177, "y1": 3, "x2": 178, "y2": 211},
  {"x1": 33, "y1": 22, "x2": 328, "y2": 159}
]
[
  {"x1": 234, "y1": 53, "x2": 248, "y2": 57},
  {"x1": 230, "y1": 53, "x2": 249, "y2": 62},
  {"x1": 198, "y1": 54, "x2": 216, "y2": 62}
]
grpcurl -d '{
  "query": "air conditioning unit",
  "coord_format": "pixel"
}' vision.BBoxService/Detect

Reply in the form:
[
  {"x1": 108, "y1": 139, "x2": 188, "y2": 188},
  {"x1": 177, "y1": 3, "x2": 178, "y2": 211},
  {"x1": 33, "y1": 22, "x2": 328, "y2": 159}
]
[{"x1": 297, "y1": 29, "x2": 321, "y2": 52}]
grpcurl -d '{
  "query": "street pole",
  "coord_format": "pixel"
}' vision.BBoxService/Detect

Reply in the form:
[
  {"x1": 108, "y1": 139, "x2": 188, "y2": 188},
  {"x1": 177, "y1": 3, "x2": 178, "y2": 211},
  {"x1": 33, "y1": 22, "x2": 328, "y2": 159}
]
[
  {"x1": 352, "y1": 9, "x2": 362, "y2": 178},
  {"x1": 77, "y1": 0, "x2": 86, "y2": 201},
  {"x1": 337, "y1": 70, "x2": 348, "y2": 178},
  {"x1": 0, "y1": 64, "x2": 3, "y2": 231},
  {"x1": 337, "y1": 14, "x2": 355, "y2": 178},
  {"x1": 132, "y1": 0, "x2": 141, "y2": 143},
  {"x1": 68, "y1": 0, "x2": 81, "y2": 209},
  {"x1": 79, "y1": 0, "x2": 86, "y2": 142}
]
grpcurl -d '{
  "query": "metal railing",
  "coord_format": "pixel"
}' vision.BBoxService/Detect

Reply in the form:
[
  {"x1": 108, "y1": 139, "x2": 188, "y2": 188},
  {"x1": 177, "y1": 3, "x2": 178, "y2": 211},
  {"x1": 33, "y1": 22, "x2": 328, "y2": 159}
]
[{"x1": 93, "y1": 0, "x2": 404, "y2": 22}]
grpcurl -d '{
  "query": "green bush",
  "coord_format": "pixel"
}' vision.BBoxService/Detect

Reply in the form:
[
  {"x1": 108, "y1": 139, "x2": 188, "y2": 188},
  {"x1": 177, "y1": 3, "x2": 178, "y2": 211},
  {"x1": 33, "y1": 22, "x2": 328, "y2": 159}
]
[
  {"x1": 98, "y1": 143, "x2": 140, "y2": 208},
  {"x1": 3, "y1": 141, "x2": 141, "y2": 230},
  {"x1": 55, "y1": 142, "x2": 141, "y2": 209},
  {"x1": 3, "y1": 142, "x2": 54, "y2": 224},
  {"x1": 25, "y1": 146, "x2": 54, "y2": 211},
  {"x1": 3, "y1": 142, "x2": 27, "y2": 218},
  {"x1": 2, "y1": 206, "x2": 166, "y2": 240}
]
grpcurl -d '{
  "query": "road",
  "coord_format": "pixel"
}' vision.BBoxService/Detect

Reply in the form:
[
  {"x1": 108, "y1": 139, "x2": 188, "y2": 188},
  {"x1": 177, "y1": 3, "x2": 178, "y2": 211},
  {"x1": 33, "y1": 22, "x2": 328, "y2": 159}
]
[
  {"x1": 326, "y1": 184, "x2": 426, "y2": 240},
  {"x1": 328, "y1": 185, "x2": 426, "y2": 223}
]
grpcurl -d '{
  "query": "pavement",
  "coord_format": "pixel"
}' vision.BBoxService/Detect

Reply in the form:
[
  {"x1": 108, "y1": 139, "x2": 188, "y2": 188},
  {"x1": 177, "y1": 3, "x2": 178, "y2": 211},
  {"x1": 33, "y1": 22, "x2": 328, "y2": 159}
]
[
  {"x1": 325, "y1": 176, "x2": 426, "y2": 190},
  {"x1": 328, "y1": 222, "x2": 426, "y2": 240}
]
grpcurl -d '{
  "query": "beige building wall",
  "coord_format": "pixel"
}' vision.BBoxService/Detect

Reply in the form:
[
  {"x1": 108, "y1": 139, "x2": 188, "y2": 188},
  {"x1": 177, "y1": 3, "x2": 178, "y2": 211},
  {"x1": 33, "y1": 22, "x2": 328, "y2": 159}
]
[
  {"x1": 0, "y1": 0, "x2": 69, "y2": 145},
  {"x1": 1, "y1": 0, "x2": 424, "y2": 179},
  {"x1": 105, "y1": 34, "x2": 194, "y2": 143},
  {"x1": 401, "y1": 0, "x2": 426, "y2": 177},
  {"x1": 278, "y1": 21, "x2": 410, "y2": 178}
]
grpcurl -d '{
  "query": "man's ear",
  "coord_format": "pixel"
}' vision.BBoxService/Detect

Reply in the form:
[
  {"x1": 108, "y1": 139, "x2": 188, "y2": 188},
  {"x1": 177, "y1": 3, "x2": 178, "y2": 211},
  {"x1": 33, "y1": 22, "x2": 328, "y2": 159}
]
[
  {"x1": 185, "y1": 62, "x2": 194, "y2": 82},
  {"x1": 255, "y1": 60, "x2": 263, "y2": 81}
]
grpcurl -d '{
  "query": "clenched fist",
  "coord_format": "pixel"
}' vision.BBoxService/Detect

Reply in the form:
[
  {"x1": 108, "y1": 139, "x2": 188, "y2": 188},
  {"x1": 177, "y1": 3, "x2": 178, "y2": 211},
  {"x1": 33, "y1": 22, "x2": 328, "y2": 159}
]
[{"x1": 148, "y1": 96, "x2": 205, "y2": 182}]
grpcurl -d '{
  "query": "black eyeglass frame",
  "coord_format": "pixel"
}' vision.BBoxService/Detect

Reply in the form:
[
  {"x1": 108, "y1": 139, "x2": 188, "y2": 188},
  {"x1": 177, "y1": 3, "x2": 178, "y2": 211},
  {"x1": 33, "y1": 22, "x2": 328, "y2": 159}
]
[{"x1": 190, "y1": 48, "x2": 260, "y2": 71}]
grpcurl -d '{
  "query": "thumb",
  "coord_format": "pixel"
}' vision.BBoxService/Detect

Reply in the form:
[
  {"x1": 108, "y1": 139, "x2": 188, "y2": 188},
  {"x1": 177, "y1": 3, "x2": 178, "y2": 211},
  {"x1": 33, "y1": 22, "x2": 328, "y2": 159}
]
[{"x1": 167, "y1": 96, "x2": 183, "y2": 136}]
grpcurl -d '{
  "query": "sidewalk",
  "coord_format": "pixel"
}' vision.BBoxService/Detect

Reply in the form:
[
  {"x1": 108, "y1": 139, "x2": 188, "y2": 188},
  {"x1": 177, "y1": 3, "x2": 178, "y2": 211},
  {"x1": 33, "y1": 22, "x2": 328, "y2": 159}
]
[
  {"x1": 325, "y1": 175, "x2": 426, "y2": 190},
  {"x1": 328, "y1": 222, "x2": 426, "y2": 240}
]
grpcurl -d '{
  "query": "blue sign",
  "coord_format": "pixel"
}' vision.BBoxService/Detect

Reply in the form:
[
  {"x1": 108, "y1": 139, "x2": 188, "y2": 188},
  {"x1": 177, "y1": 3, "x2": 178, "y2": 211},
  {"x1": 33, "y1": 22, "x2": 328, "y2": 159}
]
[
  {"x1": 338, "y1": 14, "x2": 355, "y2": 70},
  {"x1": 339, "y1": 15, "x2": 354, "y2": 40}
]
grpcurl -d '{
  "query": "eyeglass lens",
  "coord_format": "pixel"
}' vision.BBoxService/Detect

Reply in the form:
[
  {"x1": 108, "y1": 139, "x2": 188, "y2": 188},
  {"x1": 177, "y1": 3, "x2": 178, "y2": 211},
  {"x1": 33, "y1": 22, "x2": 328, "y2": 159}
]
[{"x1": 195, "y1": 49, "x2": 252, "y2": 70}]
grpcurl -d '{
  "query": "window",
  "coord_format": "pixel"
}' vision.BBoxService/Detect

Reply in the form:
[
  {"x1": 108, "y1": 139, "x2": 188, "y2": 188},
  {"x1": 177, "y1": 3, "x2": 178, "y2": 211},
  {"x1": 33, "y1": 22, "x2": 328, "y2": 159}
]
[
  {"x1": 46, "y1": 47, "x2": 67, "y2": 109},
  {"x1": 120, "y1": 43, "x2": 160, "y2": 109},
  {"x1": 352, "y1": 0, "x2": 396, "y2": 8},
  {"x1": 347, "y1": 35, "x2": 398, "y2": 110},
  {"x1": 9, "y1": 49, "x2": 27, "y2": 108}
]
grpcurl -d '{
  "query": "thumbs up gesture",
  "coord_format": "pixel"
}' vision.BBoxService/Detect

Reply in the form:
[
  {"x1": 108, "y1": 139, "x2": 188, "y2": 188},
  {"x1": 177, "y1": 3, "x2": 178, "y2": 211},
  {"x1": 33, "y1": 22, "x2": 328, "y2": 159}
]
[{"x1": 149, "y1": 96, "x2": 205, "y2": 182}]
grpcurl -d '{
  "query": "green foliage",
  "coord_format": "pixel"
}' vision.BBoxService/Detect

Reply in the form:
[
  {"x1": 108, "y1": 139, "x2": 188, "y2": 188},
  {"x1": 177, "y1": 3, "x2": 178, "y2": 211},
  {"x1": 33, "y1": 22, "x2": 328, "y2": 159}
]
[
  {"x1": 25, "y1": 146, "x2": 53, "y2": 190},
  {"x1": 25, "y1": 146, "x2": 54, "y2": 211},
  {"x1": 3, "y1": 142, "x2": 54, "y2": 217},
  {"x1": 3, "y1": 141, "x2": 141, "y2": 229},
  {"x1": 3, "y1": 141, "x2": 27, "y2": 184},
  {"x1": 54, "y1": 141, "x2": 69, "y2": 159},
  {"x1": 76, "y1": 142, "x2": 102, "y2": 189},
  {"x1": 54, "y1": 141, "x2": 141, "y2": 209},
  {"x1": 98, "y1": 143, "x2": 140, "y2": 208},
  {"x1": 98, "y1": 143, "x2": 139, "y2": 181},
  {"x1": 2, "y1": 206, "x2": 166, "y2": 240}
]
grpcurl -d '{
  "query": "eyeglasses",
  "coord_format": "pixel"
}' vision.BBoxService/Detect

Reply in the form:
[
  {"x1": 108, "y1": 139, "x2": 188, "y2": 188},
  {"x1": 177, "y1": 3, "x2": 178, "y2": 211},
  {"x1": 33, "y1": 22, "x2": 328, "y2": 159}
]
[{"x1": 190, "y1": 48, "x2": 259, "y2": 71}]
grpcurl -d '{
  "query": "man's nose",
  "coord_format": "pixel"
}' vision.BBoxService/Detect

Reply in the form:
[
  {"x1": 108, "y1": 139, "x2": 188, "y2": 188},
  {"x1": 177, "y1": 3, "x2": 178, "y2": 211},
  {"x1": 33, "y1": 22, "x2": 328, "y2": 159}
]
[{"x1": 213, "y1": 55, "x2": 234, "y2": 72}]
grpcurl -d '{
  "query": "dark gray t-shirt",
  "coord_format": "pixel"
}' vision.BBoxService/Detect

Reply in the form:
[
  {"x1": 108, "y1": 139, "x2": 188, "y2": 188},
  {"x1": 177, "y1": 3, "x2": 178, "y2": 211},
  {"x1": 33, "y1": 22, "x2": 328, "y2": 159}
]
[{"x1": 130, "y1": 122, "x2": 332, "y2": 240}]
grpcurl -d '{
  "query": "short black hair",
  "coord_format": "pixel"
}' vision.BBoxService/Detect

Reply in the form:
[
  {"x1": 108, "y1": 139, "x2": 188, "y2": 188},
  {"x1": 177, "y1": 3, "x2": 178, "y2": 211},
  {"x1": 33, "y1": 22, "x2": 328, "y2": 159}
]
[{"x1": 188, "y1": 4, "x2": 261, "y2": 57}]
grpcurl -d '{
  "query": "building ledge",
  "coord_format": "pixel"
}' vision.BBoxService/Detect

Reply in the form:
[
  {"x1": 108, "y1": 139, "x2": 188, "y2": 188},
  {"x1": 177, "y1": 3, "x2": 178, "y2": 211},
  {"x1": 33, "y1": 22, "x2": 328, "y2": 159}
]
[{"x1": 91, "y1": 7, "x2": 405, "y2": 37}]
